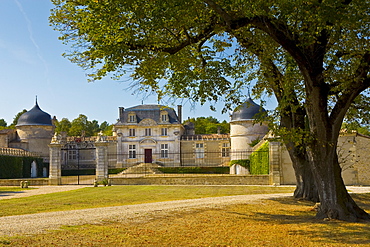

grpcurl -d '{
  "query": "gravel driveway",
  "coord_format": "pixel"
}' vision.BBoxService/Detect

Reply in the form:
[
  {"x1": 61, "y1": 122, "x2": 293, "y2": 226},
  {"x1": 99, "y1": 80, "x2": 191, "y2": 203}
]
[{"x1": 0, "y1": 186, "x2": 369, "y2": 236}]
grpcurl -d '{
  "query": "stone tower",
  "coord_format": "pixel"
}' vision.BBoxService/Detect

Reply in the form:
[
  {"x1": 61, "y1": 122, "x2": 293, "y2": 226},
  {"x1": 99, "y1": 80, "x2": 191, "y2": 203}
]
[
  {"x1": 229, "y1": 98, "x2": 269, "y2": 160},
  {"x1": 15, "y1": 99, "x2": 54, "y2": 161}
]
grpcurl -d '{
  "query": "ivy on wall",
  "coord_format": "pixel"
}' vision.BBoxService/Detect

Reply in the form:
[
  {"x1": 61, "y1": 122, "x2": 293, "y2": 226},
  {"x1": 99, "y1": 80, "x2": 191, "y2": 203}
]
[{"x1": 249, "y1": 142, "x2": 269, "y2": 175}]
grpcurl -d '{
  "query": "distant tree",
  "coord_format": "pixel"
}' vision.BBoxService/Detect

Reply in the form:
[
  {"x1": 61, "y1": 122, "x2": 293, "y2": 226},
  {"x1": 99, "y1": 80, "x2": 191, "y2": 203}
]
[
  {"x1": 69, "y1": 114, "x2": 93, "y2": 136},
  {"x1": 55, "y1": 118, "x2": 72, "y2": 134},
  {"x1": 186, "y1": 116, "x2": 229, "y2": 134},
  {"x1": 88, "y1": 120, "x2": 100, "y2": 135},
  {"x1": 100, "y1": 121, "x2": 113, "y2": 135},
  {"x1": 0, "y1": 119, "x2": 7, "y2": 127},
  {"x1": 10, "y1": 110, "x2": 27, "y2": 128}
]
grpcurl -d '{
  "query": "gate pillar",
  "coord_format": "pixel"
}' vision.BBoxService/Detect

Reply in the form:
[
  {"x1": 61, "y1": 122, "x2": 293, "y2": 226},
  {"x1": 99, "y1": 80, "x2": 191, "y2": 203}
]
[
  {"x1": 48, "y1": 141, "x2": 63, "y2": 185},
  {"x1": 95, "y1": 136, "x2": 109, "y2": 182},
  {"x1": 269, "y1": 141, "x2": 281, "y2": 186}
]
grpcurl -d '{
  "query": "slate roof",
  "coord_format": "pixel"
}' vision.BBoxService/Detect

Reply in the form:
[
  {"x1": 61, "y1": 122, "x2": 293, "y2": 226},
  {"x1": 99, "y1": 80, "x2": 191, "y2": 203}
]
[
  {"x1": 118, "y1": 104, "x2": 180, "y2": 124},
  {"x1": 231, "y1": 98, "x2": 266, "y2": 121},
  {"x1": 16, "y1": 101, "x2": 53, "y2": 126}
]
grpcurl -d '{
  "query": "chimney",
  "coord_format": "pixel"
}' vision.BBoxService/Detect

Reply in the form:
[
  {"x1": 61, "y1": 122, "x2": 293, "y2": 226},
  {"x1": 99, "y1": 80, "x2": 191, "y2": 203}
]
[
  {"x1": 177, "y1": 105, "x2": 182, "y2": 123},
  {"x1": 119, "y1": 107, "x2": 125, "y2": 121}
]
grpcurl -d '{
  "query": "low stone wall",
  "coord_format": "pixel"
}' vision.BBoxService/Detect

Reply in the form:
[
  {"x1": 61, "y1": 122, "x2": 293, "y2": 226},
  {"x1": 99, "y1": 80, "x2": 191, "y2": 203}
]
[
  {"x1": 0, "y1": 178, "x2": 49, "y2": 186},
  {"x1": 110, "y1": 175, "x2": 270, "y2": 185}
]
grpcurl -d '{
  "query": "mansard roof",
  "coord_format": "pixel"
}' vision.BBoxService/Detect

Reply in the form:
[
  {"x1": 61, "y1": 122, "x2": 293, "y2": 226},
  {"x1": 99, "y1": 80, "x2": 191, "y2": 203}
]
[
  {"x1": 16, "y1": 101, "x2": 52, "y2": 127},
  {"x1": 118, "y1": 104, "x2": 180, "y2": 124}
]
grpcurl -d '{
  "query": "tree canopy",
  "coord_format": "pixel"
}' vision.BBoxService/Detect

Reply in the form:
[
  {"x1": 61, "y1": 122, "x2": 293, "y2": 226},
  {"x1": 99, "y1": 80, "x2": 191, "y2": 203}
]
[
  {"x1": 185, "y1": 116, "x2": 229, "y2": 134},
  {"x1": 55, "y1": 115, "x2": 113, "y2": 136},
  {"x1": 50, "y1": 0, "x2": 370, "y2": 221}
]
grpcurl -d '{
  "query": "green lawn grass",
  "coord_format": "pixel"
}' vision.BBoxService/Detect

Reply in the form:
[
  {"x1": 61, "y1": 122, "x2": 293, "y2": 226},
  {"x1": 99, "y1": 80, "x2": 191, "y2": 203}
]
[{"x1": 0, "y1": 185, "x2": 294, "y2": 217}]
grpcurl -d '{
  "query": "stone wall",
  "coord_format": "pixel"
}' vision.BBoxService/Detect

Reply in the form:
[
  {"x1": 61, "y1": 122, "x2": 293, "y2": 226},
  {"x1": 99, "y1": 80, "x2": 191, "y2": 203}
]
[
  {"x1": 0, "y1": 178, "x2": 49, "y2": 186},
  {"x1": 110, "y1": 175, "x2": 269, "y2": 185}
]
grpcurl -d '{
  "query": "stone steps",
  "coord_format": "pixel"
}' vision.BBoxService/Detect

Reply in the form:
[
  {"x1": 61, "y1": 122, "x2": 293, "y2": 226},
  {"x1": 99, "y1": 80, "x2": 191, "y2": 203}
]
[{"x1": 120, "y1": 163, "x2": 163, "y2": 175}]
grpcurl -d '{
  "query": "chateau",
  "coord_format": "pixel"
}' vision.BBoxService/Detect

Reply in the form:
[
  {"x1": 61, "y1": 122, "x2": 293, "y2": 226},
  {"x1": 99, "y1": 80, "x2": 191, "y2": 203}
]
[{"x1": 1, "y1": 99, "x2": 370, "y2": 186}]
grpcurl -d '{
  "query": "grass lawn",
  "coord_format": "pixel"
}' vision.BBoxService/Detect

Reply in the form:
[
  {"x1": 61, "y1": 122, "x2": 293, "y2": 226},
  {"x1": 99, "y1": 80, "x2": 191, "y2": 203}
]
[
  {"x1": 0, "y1": 185, "x2": 294, "y2": 217},
  {"x1": 0, "y1": 186, "x2": 369, "y2": 246}
]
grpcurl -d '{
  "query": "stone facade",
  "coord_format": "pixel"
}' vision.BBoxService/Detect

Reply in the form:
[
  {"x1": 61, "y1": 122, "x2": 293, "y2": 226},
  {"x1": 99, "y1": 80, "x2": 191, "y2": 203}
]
[{"x1": 2, "y1": 100, "x2": 370, "y2": 186}]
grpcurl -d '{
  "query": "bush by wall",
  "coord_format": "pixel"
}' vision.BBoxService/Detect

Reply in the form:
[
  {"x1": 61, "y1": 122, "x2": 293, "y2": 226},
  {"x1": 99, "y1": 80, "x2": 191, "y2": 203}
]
[
  {"x1": 229, "y1": 159, "x2": 250, "y2": 170},
  {"x1": 158, "y1": 167, "x2": 229, "y2": 174},
  {"x1": 249, "y1": 142, "x2": 269, "y2": 175},
  {"x1": 0, "y1": 155, "x2": 44, "y2": 179}
]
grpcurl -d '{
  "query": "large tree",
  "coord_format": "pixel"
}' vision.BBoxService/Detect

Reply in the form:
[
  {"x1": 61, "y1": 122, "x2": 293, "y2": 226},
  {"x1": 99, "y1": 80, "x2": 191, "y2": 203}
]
[{"x1": 50, "y1": 0, "x2": 370, "y2": 221}]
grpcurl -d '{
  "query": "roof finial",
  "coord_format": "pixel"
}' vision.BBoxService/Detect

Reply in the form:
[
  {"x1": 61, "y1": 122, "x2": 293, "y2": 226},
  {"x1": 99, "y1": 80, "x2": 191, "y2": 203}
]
[{"x1": 35, "y1": 95, "x2": 38, "y2": 105}]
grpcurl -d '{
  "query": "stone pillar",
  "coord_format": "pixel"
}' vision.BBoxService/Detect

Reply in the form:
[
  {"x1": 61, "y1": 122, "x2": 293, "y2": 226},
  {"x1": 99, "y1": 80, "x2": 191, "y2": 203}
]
[
  {"x1": 95, "y1": 141, "x2": 109, "y2": 182},
  {"x1": 116, "y1": 133, "x2": 123, "y2": 167},
  {"x1": 269, "y1": 142, "x2": 281, "y2": 185},
  {"x1": 48, "y1": 142, "x2": 63, "y2": 185}
]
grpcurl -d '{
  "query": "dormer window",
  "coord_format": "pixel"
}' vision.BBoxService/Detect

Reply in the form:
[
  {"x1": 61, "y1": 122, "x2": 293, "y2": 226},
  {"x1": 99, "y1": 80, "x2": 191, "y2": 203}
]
[
  {"x1": 160, "y1": 111, "x2": 168, "y2": 122},
  {"x1": 128, "y1": 112, "x2": 136, "y2": 123}
]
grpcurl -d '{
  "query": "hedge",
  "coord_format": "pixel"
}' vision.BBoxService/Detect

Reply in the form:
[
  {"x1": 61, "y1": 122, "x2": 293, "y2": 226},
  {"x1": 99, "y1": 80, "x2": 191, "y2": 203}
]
[
  {"x1": 249, "y1": 142, "x2": 269, "y2": 174},
  {"x1": 158, "y1": 167, "x2": 229, "y2": 174},
  {"x1": 0, "y1": 155, "x2": 44, "y2": 179}
]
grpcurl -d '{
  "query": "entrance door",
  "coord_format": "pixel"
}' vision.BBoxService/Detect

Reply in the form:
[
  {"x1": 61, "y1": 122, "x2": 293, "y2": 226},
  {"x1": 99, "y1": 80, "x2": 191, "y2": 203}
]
[{"x1": 144, "y1": 149, "x2": 152, "y2": 163}]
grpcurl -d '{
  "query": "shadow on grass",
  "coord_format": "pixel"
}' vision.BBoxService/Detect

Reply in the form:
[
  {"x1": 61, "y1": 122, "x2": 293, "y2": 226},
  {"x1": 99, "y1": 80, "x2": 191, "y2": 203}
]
[
  {"x1": 0, "y1": 190, "x2": 25, "y2": 198},
  {"x1": 229, "y1": 194, "x2": 370, "y2": 245}
]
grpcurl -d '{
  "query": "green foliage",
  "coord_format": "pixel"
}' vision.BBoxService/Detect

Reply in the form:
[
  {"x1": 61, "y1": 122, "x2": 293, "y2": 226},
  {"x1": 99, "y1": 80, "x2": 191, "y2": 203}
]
[
  {"x1": 184, "y1": 117, "x2": 230, "y2": 134},
  {"x1": 55, "y1": 116, "x2": 113, "y2": 137},
  {"x1": 0, "y1": 156, "x2": 44, "y2": 179},
  {"x1": 229, "y1": 160, "x2": 250, "y2": 170},
  {"x1": 249, "y1": 139, "x2": 261, "y2": 147},
  {"x1": 0, "y1": 155, "x2": 23, "y2": 179},
  {"x1": 10, "y1": 110, "x2": 27, "y2": 128},
  {"x1": 55, "y1": 118, "x2": 72, "y2": 134},
  {"x1": 249, "y1": 142, "x2": 269, "y2": 175},
  {"x1": 108, "y1": 168, "x2": 126, "y2": 174},
  {"x1": 157, "y1": 167, "x2": 229, "y2": 174},
  {"x1": 0, "y1": 119, "x2": 7, "y2": 127}
]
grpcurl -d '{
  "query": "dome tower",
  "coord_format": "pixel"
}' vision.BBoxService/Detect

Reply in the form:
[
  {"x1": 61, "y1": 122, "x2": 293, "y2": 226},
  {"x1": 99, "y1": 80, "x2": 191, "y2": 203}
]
[
  {"x1": 229, "y1": 98, "x2": 269, "y2": 160},
  {"x1": 16, "y1": 99, "x2": 54, "y2": 161}
]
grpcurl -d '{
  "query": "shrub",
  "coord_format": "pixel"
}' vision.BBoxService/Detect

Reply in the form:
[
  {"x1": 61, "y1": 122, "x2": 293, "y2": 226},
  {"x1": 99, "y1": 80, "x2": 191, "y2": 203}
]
[
  {"x1": 157, "y1": 167, "x2": 229, "y2": 174},
  {"x1": 229, "y1": 159, "x2": 250, "y2": 170},
  {"x1": 0, "y1": 155, "x2": 44, "y2": 179},
  {"x1": 249, "y1": 142, "x2": 269, "y2": 174}
]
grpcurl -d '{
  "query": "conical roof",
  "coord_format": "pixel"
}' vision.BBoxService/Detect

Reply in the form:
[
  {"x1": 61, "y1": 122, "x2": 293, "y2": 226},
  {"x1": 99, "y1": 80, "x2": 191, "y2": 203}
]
[
  {"x1": 231, "y1": 98, "x2": 266, "y2": 121},
  {"x1": 16, "y1": 100, "x2": 52, "y2": 126}
]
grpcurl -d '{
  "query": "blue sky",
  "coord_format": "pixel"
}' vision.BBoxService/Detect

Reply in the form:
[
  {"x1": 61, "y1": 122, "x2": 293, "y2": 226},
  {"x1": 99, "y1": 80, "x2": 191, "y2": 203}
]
[{"x1": 0, "y1": 0, "x2": 276, "y2": 126}]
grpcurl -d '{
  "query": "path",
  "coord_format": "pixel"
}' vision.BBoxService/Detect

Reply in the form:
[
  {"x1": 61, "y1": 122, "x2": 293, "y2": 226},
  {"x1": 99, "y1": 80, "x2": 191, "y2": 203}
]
[{"x1": 0, "y1": 186, "x2": 369, "y2": 236}]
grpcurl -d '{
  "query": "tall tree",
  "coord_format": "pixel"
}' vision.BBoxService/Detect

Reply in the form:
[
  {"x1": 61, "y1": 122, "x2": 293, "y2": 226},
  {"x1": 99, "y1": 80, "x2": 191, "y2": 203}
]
[
  {"x1": 50, "y1": 0, "x2": 370, "y2": 221},
  {"x1": 55, "y1": 118, "x2": 72, "y2": 134},
  {"x1": 10, "y1": 110, "x2": 27, "y2": 128},
  {"x1": 186, "y1": 116, "x2": 229, "y2": 134},
  {"x1": 0, "y1": 119, "x2": 7, "y2": 127},
  {"x1": 69, "y1": 114, "x2": 94, "y2": 136}
]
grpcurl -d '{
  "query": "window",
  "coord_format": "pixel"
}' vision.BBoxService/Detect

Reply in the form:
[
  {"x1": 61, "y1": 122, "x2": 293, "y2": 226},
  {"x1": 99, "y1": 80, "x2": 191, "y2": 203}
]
[
  {"x1": 195, "y1": 143, "x2": 204, "y2": 158},
  {"x1": 128, "y1": 113, "x2": 136, "y2": 123},
  {"x1": 161, "y1": 144, "x2": 169, "y2": 158},
  {"x1": 160, "y1": 111, "x2": 168, "y2": 122},
  {"x1": 161, "y1": 128, "x2": 168, "y2": 136},
  {"x1": 145, "y1": 128, "x2": 152, "y2": 136},
  {"x1": 222, "y1": 143, "x2": 230, "y2": 157},
  {"x1": 68, "y1": 150, "x2": 77, "y2": 160},
  {"x1": 129, "y1": 145, "x2": 136, "y2": 158},
  {"x1": 129, "y1": 128, "x2": 136, "y2": 136}
]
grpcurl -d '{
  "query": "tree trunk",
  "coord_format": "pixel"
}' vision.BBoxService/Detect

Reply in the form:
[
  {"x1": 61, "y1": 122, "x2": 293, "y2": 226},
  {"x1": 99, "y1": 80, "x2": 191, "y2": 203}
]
[
  {"x1": 285, "y1": 143, "x2": 319, "y2": 202},
  {"x1": 279, "y1": 107, "x2": 319, "y2": 202},
  {"x1": 307, "y1": 143, "x2": 370, "y2": 221}
]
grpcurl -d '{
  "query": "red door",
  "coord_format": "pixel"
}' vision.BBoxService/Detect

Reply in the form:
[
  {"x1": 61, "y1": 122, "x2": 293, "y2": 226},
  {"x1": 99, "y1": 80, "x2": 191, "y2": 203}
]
[{"x1": 144, "y1": 149, "x2": 152, "y2": 163}]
